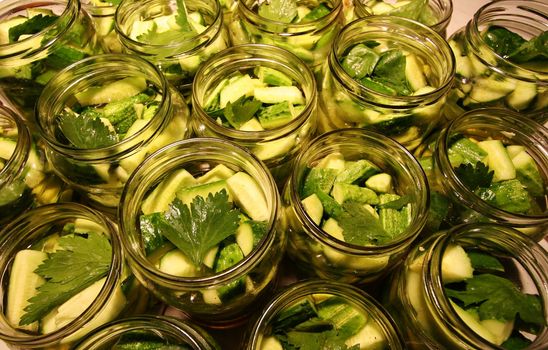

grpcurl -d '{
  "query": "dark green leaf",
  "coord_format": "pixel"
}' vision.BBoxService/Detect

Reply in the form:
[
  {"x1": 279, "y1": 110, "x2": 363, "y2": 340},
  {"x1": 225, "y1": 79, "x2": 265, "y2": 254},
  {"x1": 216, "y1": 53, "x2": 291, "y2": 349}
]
[
  {"x1": 467, "y1": 251, "x2": 505, "y2": 272},
  {"x1": 501, "y1": 334, "x2": 532, "y2": 350},
  {"x1": 477, "y1": 179, "x2": 532, "y2": 214},
  {"x1": 281, "y1": 329, "x2": 359, "y2": 350},
  {"x1": 445, "y1": 274, "x2": 545, "y2": 325},
  {"x1": 9, "y1": 15, "x2": 57, "y2": 43},
  {"x1": 341, "y1": 44, "x2": 380, "y2": 79},
  {"x1": 139, "y1": 213, "x2": 167, "y2": 255},
  {"x1": 454, "y1": 161, "x2": 494, "y2": 191},
  {"x1": 483, "y1": 26, "x2": 527, "y2": 58},
  {"x1": 372, "y1": 49, "x2": 411, "y2": 95},
  {"x1": 58, "y1": 109, "x2": 119, "y2": 149},
  {"x1": 175, "y1": 0, "x2": 193, "y2": 32},
  {"x1": 44, "y1": 46, "x2": 86, "y2": 70},
  {"x1": 359, "y1": 77, "x2": 397, "y2": 96},
  {"x1": 508, "y1": 31, "x2": 548, "y2": 63},
  {"x1": 337, "y1": 201, "x2": 391, "y2": 245},
  {"x1": 302, "y1": 4, "x2": 331, "y2": 22},
  {"x1": 224, "y1": 96, "x2": 262, "y2": 128},
  {"x1": 386, "y1": 0, "x2": 428, "y2": 20},
  {"x1": 20, "y1": 233, "x2": 111, "y2": 325},
  {"x1": 156, "y1": 190, "x2": 240, "y2": 266}
]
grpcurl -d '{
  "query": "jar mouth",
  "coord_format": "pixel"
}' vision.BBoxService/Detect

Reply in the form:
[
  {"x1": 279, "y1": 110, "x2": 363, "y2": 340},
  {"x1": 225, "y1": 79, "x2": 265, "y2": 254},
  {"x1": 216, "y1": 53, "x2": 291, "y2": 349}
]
[
  {"x1": 468, "y1": 0, "x2": 548, "y2": 83},
  {"x1": 192, "y1": 44, "x2": 317, "y2": 142},
  {"x1": 419, "y1": 223, "x2": 548, "y2": 348},
  {"x1": 248, "y1": 279, "x2": 405, "y2": 350},
  {"x1": 330, "y1": 16, "x2": 455, "y2": 107},
  {"x1": 436, "y1": 108, "x2": 548, "y2": 225},
  {"x1": 119, "y1": 138, "x2": 280, "y2": 289},
  {"x1": 239, "y1": 0, "x2": 342, "y2": 34},
  {"x1": 0, "y1": 105, "x2": 30, "y2": 185},
  {"x1": 0, "y1": 0, "x2": 77, "y2": 58},
  {"x1": 36, "y1": 53, "x2": 171, "y2": 162},
  {"x1": 72, "y1": 315, "x2": 215, "y2": 350},
  {"x1": 290, "y1": 128, "x2": 430, "y2": 255},
  {"x1": 114, "y1": 0, "x2": 222, "y2": 55},
  {"x1": 0, "y1": 203, "x2": 123, "y2": 347}
]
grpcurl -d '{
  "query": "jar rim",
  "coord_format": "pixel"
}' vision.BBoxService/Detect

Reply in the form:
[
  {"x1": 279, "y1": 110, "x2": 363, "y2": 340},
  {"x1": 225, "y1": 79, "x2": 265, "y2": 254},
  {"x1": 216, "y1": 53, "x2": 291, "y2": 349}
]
[
  {"x1": 435, "y1": 108, "x2": 548, "y2": 226},
  {"x1": 247, "y1": 279, "x2": 405, "y2": 350},
  {"x1": 0, "y1": 105, "x2": 31, "y2": 185},
  {"x1": 0, "y1": 203, "x2": 123, "y2": 347},
  {"x1": 119, "y1": 137, "x2": 280, "y2": 289},
  {"x1": 329, "y1": 16, "x2": 455, "y2": 105},
  {"x1": 192, "y1": 43, "x2": 317, "y2": 142},
  {"x1": 289, "y1": 128, "x2": 430, "y2": 255}
]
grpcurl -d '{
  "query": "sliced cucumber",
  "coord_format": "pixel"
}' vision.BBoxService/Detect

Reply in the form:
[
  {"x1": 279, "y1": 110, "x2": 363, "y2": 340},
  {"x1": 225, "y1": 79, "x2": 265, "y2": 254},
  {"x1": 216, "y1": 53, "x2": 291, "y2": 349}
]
[
  {"x1": 440, "y1": 244, "x2": 474, "y2": 283},
  {"x1": 75, "y1": 76, "x2": 147, "y2": 106},
  {"x1": 468, "y1": 77, "x2": 516, "y2": 104},
  {"x1": 6, "y1": 250, "x2": 48, "y2": 331},
  {"x1": 176, "y1": 180, "x2": 231, "y2": 206},
  {"x1": 405, "y1": 53, "x2": 427, "y2": 91},
  {"x1": 316, "y1": 152, "x2": 346, "y2": 171},
  {"x1": 506, "y1": 80, "x2": 537, "y2": 111},
  {"x1": 226, "y1": 172, "x2": 269, "y2": 221},
  {"x1": 141, "y1": 169, "x2": 197, "y2": 215},
  {"x1": 260, "y1": 336, "x2": 283, "y2": 350},
  {"x1": 196, "y1": 164, "x2": 235, "y2": 184},
  {"x1": 158, "y1": 249, "x2": 197, "y2": 277},
  {"x1": 301, "y1": 193, "x2": 323, "y2": 225},
  {"x1": 365, "y1": 173, "x2": 392, "y2": 193},
  {"x1": 478, "y1": 140, "x2": 516, "y2": 182},
  {"x1": 253, "y1": 86, "x2": 305, "y2": 105},
  {"x1": 345, "y1": 320, "x2": 386, "y2": 350},
  {"x1": 450, "y1": 301, "x2": 500, "y2": 345}
]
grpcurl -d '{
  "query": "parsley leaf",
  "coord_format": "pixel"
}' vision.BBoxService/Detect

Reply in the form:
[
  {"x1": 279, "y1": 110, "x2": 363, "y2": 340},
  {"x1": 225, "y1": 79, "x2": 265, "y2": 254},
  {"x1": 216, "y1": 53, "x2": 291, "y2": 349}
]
[
  {"x1": 156, "y1": 190, "x2": 240, "y2": 266},
  {"x1": 9, "y1": 15, "x2": 57, "y2": 43},
  {"x1": 377, "y1": 194, "x2": 412, "y2": 210},
  {"x1": 258, "y1": 0, "x2": 298, "y2": 24},
  {"x1": 58, "y1": 108, "x2": 119, "y2": 149},
  {"x1": 337, "y1": 201, "x2": 391, "y2": 245},
  {"x1": 223, "y1": 96, "x2": 262, "y2": 128},
  {"x1": 483, "y1": 26, "x2": 527, "y2": 58},
  {"x1": 371, "y1": 49, "x2": 411, "y2": 96},
  {"x1": 445, "y1": 274, "x2": 545, "y2": 325},
  {"x1": 454, "y1": 161, "x2": 494, "y2": 191},
  {"x1": 501, "y1": 334, "x2": 532, "y2": 350},
  {"x1": 20, "y1": 233, "x2": 112, "y2": 325},
  {"x1": 175, "y1": 0, "x2": 193, "y2": 32},
  {"x1": 467, "y1": 251, "x2": 505, "y2": 272}
]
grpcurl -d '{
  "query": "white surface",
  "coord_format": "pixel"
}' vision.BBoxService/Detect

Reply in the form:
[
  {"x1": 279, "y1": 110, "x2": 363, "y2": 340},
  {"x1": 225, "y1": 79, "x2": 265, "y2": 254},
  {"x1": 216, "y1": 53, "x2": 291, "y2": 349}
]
[{"x1": 0, "y1": 1, "x2": 498, "y2": 349}]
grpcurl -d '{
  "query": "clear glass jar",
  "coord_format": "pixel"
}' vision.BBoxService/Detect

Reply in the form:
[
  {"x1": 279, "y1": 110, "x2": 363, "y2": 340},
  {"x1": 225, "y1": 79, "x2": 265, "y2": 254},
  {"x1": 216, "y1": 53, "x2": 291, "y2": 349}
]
[
  {"x1": 73, "y1": 315, "x2": 220, "y2": 350},
  {"x1": 351, "y1": 0, "x2": 453, "y2": 37},
  {"x1": 115, "y1": 0, "x2": 229, "y2": 96},
  {"x1": 0, "y1": 203, "x2": 135, "y2": 348},
  {"x1": 245, "y1": 279, "x2": 405, "y2": 349},
  {"x1": 0, "y1": 106, "x2": 70, "y2": 225},
  {"x1": 192, "y1": 43, "x2": 318, "y2": 187},
  {"x1": 283, "y1": 128, "x2": 429, "y2": 284},
  {"x1": 386, "y1": 223, "x2": 548, "y2": 349},
  {"x1": 417, "y1": 108, "x2": 548, "y2": 241},
  {"x1": 81, "y1": 0, "x2": 122, "y2": 53},
  {"x1": 119, "y1": 138, "x2": 286, "y2": 328},
  {"x1": 0, "y1": 0, "x2": 103, "y2": 124},
  {"x1": 36, "y1": 53, "x2": 190, "y2": 210},
  {"x1": 229, "y1": 0, "x2": 344, "y2": 74},
  {"x1": 319, "y1": 16, "x2": 455, "y2": 151},
  {"x1": 445, "y1": 0, "x2": 548, "y2": 121}
]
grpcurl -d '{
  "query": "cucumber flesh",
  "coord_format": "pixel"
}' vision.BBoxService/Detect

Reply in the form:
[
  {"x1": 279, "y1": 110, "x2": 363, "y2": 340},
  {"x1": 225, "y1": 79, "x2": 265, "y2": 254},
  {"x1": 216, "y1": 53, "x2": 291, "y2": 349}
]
[
  {"x1": 301, "y1": 193, "x2": 323, "y2": 225},
  {"x1": 253, "y1": 86, "x2": 305, "y2": 105},
  {"x1": 450, "y1": 301, "x2": 501, "y2": 345},
  {"x1": 176, "y1": 180, "x2": 231, "y2": 206},
  {"x1": 478, "y1": 140, "x2": 516, "y2": 182},
  {"x1": 196, "y1": 164, "x2": 235, "y2": 184},
  {"x1": 260, "y1": 336, "x2": 283, "y2": 350},
  {"x1": 226, "y1": 172, "x2": 269, "y2": 221},
  {"x1": 441, "y1": 244, "x2": 474, "y2": 283},
  {"x1": 141, "y1": 169, "x2": 197, "y2": 215},
  {"x1": 158, "y1": 249, "x2": 197, "y2": 277},
  {"x1": 7, "y1": 250, "x2": 48, "y2": 331},
  {"x1": 75, "y1": 76, "x2": 147, "y2": 106},
  {"x1": 405, "y1": 53, "x2": 427, "y2": 91},
  {"x1": 365, "y1": 173, "x2": 392, "y2": 193},
  {"x1": 345, "y1": 320, "x2": 386, "y2": 350}
]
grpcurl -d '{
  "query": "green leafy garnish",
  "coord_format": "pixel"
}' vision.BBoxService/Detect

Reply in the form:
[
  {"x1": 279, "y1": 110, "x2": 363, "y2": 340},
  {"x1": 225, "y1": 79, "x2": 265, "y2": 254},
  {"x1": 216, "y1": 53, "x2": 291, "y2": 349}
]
[
  {"x1": 501, "y1": 334, "x2": 533, "y2": 350},
  {"x1": 20, "y1": 232, "x2": 112, "y2": 325},
  {"x1": 377, "y1": 194, "x2": 412, "y2": 210},
  {"x1": 467, "y1": 251, "x2": 505, "y2": 272},
  {"x1": 454, "y1": 161, "x2": 494, "y2": 191},
  {"x1": 175, "y1": 0, "x2": 193, "y2": 32},
  {"x1": 337, "y1": 201, "x2": 391, "y2": 245},
  {"x1": 301, "y1": 3, "x2": 331, "y2": 22},
  {"x1": 279, "y1": 330, "x2": 360, "y2": 350},
  {"x1": 58, "y1": 109, "x2": 118, "y2": 149},
  {"x1": 258, "y1": 0, "x2": 298, "y2": 24},
  {"x1": 483, "y1": 26, "x2": 527, "y2": 58},
  {"x1": 156, "y1": 190, "x2": 241, "y2": 266},
  {"x1": 445, "y1": 274, "x2": 545, "y2": 325},
  {"x1": 371, "y1": 49, "x2": 411, "y2": 96},
  {"x1": 9, "y1": 14, "x2": 57, "y2": 43},
  {"x1": 341, "y1": 44, "x2": 380, "y2": 79},
  {"x1": 224, "y1": 96, "x2": 262, "y2": 128}
]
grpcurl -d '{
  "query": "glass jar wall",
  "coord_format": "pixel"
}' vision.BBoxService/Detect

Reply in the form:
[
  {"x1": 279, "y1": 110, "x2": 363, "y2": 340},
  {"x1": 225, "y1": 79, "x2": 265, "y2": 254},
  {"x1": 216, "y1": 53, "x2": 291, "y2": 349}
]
[
  {"x1": 119, "y1": 138, "x2": 286, "y2": 328},
  {"x1": 444, "y1": 0, "x2": 547, "y2": 121},
  {"x1": 192, "y1": 44, "x2": 317, "y2": 186},
  {"x1": 416, "y1": 108, "x2": 548, "y2": 241},
  {"x1": 319, "y1": 16, "x2": 455, "y2": 151},
  {"x1": 81, "y1": 0, "x2": 122, "y2": 53},
  {"x1": 283, "y1": 128, "x2": 429, "y2": 284},
  {"x1": 386, "y1": 223, "x2": 548, "y2": 349},
  {"x1": 115, "y1": 0, "x2": 229, "y2": 96},
  {"x1": 0, "y1": 0, "x2": 103, "y2": 124},
  {"x1": 0, "y1": 203, "x2": 134, "y2": 348},
  {"x1": 36, "y1": 53, "x2": 190, "y2": 210}
]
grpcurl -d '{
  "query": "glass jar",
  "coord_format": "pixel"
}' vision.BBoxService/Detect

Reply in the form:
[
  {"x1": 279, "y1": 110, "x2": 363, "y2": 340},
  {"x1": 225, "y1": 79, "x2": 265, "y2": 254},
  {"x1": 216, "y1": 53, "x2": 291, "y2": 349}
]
[
  {"x1": 0, "y1": 0, "x2": 103, "y2": 124},
  {"x1": 81, "y1": 0, "x2": 122, "y2": 53},
  {"x1": 115, "y1": 0, "x2": 229, "y2": 96},
  {"x1": 0, "y1": 106, "x2": 70, "y2": 225},
  {"x1": 351, "y1": 0, "x2": 453, "y2": 37},
  {"x1": 416, "y1": 108, "x2": 548, "y2": 241},
  {"x1": 386, "y1": 223, "x2": 548, "y2": 349},
  {"x1": 119, "y1": 138, "x2": 286, "y2": 328},
  {"x1": 0, "y1": 203, "x2": 136, "y2": 348},
  {"x1": 445, "y1": 0, "x2": 548, "y2": 121},
  {"x1": 245, "y1": 279, "x2": 405, "y2": 349},
  {"x1": 283, "y1": 128, "x2": 429, "y2": 284},
  {"x1": 192, "y1": 43, "x2": 317, "y2": 187},
  {"x1": 73, "y1": 315, "x2": 220, "y2": 350},
  {"x1": 36, "y1": 53, "x2": 190, "y2": 210},
  {"x1": 229, "y1": 0, "x2": 344, "y2": 74},
  {"x1": 319, "y1": 16, "x2": 455, "y2": 151}
]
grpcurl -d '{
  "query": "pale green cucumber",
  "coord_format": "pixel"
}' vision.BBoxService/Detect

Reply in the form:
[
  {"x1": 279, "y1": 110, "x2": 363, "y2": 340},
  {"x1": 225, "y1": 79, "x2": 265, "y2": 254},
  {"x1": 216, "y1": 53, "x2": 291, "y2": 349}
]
[
  {"x1": 158, "y1": 249, "x2": 197, "y2": 277},
  {"x1": 253, "y1": 86, "x2": 305, "y2": 105},
  {"x1": 301, "y1": 193, "x2": 323, "y2": 225},
  {"x1": 141, "y1": 169, "x2": 197, "y2": 215},
  {"x1": 440, "y1": 244, "x2": 474, "y2": 283},
  {"x1": 405, "y1": 53, "x2": 427, "y2": 91},
  {"x1": 226, "y1": 172, "x2": 269, "y2": 221},
  {"x1": 196, "y1": 164, "x2": 235, "y2": 184},
  {"x1": 75, "y1": 76, "x2": 147, "y2": 106},
  {"x1": 478, "y1": 140, "x2": 516, "y2": 182}
]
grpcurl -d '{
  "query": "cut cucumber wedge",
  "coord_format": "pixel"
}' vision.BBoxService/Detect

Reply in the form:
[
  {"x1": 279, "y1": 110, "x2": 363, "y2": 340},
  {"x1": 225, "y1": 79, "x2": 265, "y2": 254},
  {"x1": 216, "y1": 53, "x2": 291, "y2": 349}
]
[
  {"x1": 75, "y1": 76, "x2": 147, "y2": 106},
  {"x1": 226, "y1": 172, "x2": 269, "y2": 221}
]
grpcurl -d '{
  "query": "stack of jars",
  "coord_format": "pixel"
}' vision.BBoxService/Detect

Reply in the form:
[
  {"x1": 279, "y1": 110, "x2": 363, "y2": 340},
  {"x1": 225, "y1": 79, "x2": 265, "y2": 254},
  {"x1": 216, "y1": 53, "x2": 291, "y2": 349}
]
[{"x1": 0, "y1": 0, "x2": 546, "y2": 349}]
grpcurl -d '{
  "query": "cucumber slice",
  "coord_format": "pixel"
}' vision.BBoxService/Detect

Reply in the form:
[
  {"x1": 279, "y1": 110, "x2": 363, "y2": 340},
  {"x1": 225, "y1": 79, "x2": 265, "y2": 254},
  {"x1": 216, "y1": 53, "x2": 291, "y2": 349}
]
[
  {"x1": 345, "y1": 320, "x2": 386, "y2": 350},
  {"x1": 177, "y1": 180, "x2": 231, "y2": 206},
  {"x1": 141, "y1": 169, "x2": 197, "y2": 215},
  {"x1": 0, "y1": 16, "x2": 27, "y2": 44},
  {"x1": 365, "y1": 173, "x2": 392, "y2": 193},
  {"x1": 202, "y1": 289, "x2": 222, "y2": 305},
  {"x1": 236, "y1": 222, "x2": 255, "y2": 256},
  {"x1": 506, "y1": 80, "x2": 537, "y2": 111},
  {"x1": 405, "y1": 53, "x2": 427, "y2": 91},
  {"x1": 260, "y1": 336, "x2": 283, "y2": 350},
  {"x1": 450, "y1": 301, "x2": 500, "y2": 345},
  {"x1": 512, "y1": 150, "x2": 544, "y2": 197},
  {"x1": 255, "y1": 66, "x2": 293, "y2": 86},
  {"x1": 335, "y1": 160, "x2": 380, "y2": 184},
  {"x1": 220, "y1": 74, "x2": 263, "y2": 108},
  {"x1": 253, "y1": 86, "x2": 305, "y2": 105},
  {"x1": 478, "y1": 140, "x2": 516, "y2": 182},
  {"x1": 226, "y1": 172, "x2": 269, "y2": 221},
  {"x1": 254, "y1": 135, "x2": 296, "y2": 161},
  {"x1": 331, "y1": 182, "x2": 379, "y2": 205},
  {"x1": 159, "y1": 249, "x2": 197, "y2": 277},
  {"x1": 468, "y1": 77, "x2": 516, "y2": 103},
  {"x1": 239, "y1": 118, "x2": 264, "y2": 131},
  {"x1": 196, "y1": 164, "x2": 235, "y2": 184},
  {"x1": 301, "y1": 194, "x2": 323, "y2": 225},
  {"x1": 316, "y1": 152, "x2": 345, "y2": 171},
  {"x1": 481, "y1": 319, "x2": 514, "y2": 345},
  {"x1": 441, "y1": 244, "x2": 474, "y2": 283},
  {"x1": 6, "y1": 250, "x2": 48, "y2": 331},
  {"x1": 75, "y1": 76, "x2": 147, "y2": 106}
]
